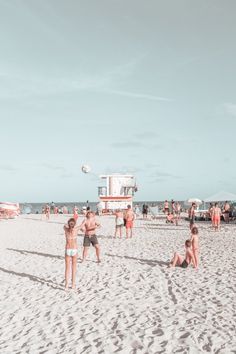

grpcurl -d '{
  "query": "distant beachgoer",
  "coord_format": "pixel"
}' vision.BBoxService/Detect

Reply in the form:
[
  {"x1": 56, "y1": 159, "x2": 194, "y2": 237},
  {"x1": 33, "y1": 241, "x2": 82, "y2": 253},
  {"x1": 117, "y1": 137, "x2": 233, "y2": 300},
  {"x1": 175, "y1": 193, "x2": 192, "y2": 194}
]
[
  {"x1": 142, "y1": 204, "x2": 148, "y2": 219},
  {"x1": 175, "y1": 202, "x2": 181, "y2": 225},
  {"x1": 212, "y1": 203, "x2": 222, "y2": 231},
  {"x1": 189, "y1": 203, "x2": 196, "y2": 230},
  {"x1": 124, "y1": 205, "x2": 135, "y2": 238},
  {"x1": 114, "y1": 209, "x2": 124, "y2": 238},
  {"x1": 223, "y1": 201, "x2": 230, "y2": 223},
  {"x1": 63, "y1": 206, "x2": 68, "y2": 214},
  {"x1": 134, "y1": 205, "x2": 140, "y2": 217},
  {"x1": 166, "y1": 212, "x2": 174, "y2": 224},
  {"x1": 208, "y1": 203, "x2": 214, "y2": 225},
  {"x1": 169, "y1": 240, "x2": 196, "y2": 268},
  {"x1": 64, "y1": 218, "x2": 79, "y2": 290},
  {"x1": 79, "y1": 211, "x2": 101, "y2": 263},
  {"x1": 45, "y1": 204, "x2": 50, "y2": 221},
  {"x1": 191, "y1": 227, "x2": 199, "y2": 268},
  {"x1": 54, "y1": 206, "x2": 59, "y2": 215},
  {"x1": 73, "y1": 206, "x2": 79, "y2": 222},
  {"x1": 164, "y1": 200, "x2": 169, "y2": 214},
  {"x1": 171, "y1": 200, "x2": 175, "y2": 214}
]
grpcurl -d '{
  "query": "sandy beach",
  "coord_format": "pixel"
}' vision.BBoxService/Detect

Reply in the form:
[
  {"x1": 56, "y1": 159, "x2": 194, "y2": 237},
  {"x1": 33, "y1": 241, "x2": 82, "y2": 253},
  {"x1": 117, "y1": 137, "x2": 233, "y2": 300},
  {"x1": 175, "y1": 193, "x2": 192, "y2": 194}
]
[{"x1": 0, "y1": 215, "x2": 235, "y2": 353}]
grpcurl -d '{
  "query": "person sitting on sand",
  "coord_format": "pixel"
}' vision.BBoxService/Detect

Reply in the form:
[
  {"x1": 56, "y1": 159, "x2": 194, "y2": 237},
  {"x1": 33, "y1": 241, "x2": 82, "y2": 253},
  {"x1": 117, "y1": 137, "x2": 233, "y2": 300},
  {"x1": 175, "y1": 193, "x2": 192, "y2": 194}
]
[
  {"x1": 212, "y1": 202, "x2": 222, "y2": 231},
  {"x1": 169, "y1": 239, "x2": 196, "y2": 268},
  {"x1": 166, "y1": 212, "x2": 175, "y2": 224},
  {"x1": 64, "y1": 218, "x2": 79, "y2": 290},
  {"x1": 114, "y1": 209, "x2": 124, "y2": 238},
  {"x1": 79, "y1": 211, "x2": 101, "y2": 263},
  {"x1": 124, "y1": 205, "x2": 135, "y2": 238},
  {"x1": 191, "y1": 226, "x2": 199, "y2": 268}
]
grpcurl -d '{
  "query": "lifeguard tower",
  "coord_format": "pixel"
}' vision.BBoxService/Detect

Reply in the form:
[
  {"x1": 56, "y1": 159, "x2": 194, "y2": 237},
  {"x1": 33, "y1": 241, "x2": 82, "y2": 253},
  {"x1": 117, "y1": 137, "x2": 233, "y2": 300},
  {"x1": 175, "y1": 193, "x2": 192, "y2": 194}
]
[{"x1": 98, "y1": 174, "x2": 137, "y2": 212}]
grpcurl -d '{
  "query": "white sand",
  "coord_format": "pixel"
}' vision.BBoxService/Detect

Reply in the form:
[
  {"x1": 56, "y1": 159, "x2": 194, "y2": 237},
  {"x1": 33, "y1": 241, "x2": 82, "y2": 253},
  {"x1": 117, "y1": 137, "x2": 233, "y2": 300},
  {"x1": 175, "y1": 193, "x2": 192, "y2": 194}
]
[{"x1": 0, "y1": 215, "x2": 235, "y2": 353}]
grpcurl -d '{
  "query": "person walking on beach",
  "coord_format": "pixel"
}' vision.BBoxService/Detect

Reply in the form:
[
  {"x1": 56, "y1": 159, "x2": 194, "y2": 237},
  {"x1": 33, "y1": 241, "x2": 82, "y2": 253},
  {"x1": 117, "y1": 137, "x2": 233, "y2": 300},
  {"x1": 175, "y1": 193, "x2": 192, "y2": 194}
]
[
  {"x1": 208, "y1": 203, "x2": 214, "y2": 225},
  {"x1": 164, "y1": 200, "x2": 169, "y2": 214},
  {"x1": 114, "y1": 209, "x2": 124, "y2": 238},
  {"x1": 73, "y1": 206, "x2": 79, "y2": 222},
  {"x1": 212, "y1": 203, "x2": 222, "y2": 231},
  {"x1": 80, "y1": 211, "x2": 101, "y2": 263},
  {"x1": 223, "y1": 201, "x2": 230, "y2": 223},
  {"x1": 45, "y1": 204, "x2": 50, "y2": 221},
  {"x1": 169, "y1": 239, "x2": 196, "y2": 269},
  {"x1": 175, "y1": 202, "x2": 181, "y2": 225},
  {"x1": 64, "y1": 218, "x2": 79, "y2": 290},
  {"x1": 142, "y1": 204, "x2": 148, "y2": 219},
  {"x1": 189, "y1": 203, "x2": 196, "y2": 230},
  {"x1": 124, "y1": 205, "x2": 135, "y2": 238},
  {"x1": 191, "y1": 227, "x2": 199, "y2": 268}
]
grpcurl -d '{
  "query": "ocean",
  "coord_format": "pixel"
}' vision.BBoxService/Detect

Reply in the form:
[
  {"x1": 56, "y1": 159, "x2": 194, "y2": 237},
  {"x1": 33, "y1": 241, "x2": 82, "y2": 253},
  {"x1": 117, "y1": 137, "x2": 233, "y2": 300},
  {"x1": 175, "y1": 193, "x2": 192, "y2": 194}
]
[{"x1": 19, "y1": 201, "x2": 180, "y2": 214}]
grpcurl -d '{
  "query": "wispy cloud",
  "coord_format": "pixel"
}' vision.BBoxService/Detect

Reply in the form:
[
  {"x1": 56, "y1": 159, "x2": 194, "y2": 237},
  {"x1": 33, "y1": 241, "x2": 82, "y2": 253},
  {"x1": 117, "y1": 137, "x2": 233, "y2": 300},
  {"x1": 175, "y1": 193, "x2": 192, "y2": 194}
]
[
  {"x1": 111, "y1": 141, "x2": 145, "y2": 149},
  {"x1": 42, "y1": 163, "x2": 65, "y2": 172},
  {"x1": 134, "y1": 132, "x2": 158, "y2": 140},
  {"x1": 102, "y1": 89, "x2": 172, "y2": 102},
  {"x1": 223, "y1": 102, "x2": 236, "y2": 116},
  {"x1": 0, "y1": 164, "x2": 18, "y2": 172},
  {"x1": 149, "y1": 170, "x2": 182, "y2": 184},
  {"x1": 0, "y1": 59, "x2": 172, "y2": 104}
]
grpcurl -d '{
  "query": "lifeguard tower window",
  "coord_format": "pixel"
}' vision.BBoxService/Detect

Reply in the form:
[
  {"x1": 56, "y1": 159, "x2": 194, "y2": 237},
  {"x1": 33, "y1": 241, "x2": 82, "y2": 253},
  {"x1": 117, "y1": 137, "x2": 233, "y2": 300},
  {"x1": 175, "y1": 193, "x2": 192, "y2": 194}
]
[
  {"x1": 98, "y1": 187, "x2": 107, "y2": 197},
  {"x1": 123, "y1": 187, "x2": 135, "y2": 196}
]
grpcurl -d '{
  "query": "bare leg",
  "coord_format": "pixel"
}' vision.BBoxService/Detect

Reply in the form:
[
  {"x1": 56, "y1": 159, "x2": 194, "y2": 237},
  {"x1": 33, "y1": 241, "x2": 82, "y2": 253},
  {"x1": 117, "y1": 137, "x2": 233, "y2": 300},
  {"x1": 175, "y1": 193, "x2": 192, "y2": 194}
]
[
  {"x1": 193, "y1": 250, "x2": 199, "y2": 268},
  {"x1": 95, "y1": 245, "x2": 101, "y2": 262},
  {"x1": 71, "y1": 255, "x2": 77, "y2": 289},
  {"x1": 82, "y1": 247, "x2": 89, "y2": 262},
  {"x1": 114, "y1": 228, "x2": 117, "y2": 238},
  {"x1": 170, "y1": 252, "x2": 183, "y2": 267},
  {"x1": 65, "y1": 255, "x2": 71, "y2": 290},
  {"x1": 126, "y1": 228, "x2": 129, "y2": 238},
  {"x1": 119, "y1": 227, "x2": 122, "y2": 238},
  {"x1": 130, "y1": 228, "x2": 133, "y2": 238}
]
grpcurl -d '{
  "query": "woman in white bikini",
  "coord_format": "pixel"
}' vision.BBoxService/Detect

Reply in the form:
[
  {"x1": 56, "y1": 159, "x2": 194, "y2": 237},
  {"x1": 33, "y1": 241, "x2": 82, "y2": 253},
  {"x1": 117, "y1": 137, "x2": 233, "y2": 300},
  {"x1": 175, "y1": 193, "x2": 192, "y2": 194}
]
[{"x1": 64, "y1": 218, "x2": 79, "y2": 290}]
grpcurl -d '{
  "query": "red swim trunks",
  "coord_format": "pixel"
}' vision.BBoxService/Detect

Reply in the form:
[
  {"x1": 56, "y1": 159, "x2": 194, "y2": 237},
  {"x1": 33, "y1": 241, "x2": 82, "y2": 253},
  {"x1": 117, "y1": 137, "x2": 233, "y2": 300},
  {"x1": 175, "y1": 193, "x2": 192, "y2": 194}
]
[
  {"x1": 213, "y1": 215, "x2": 220, "y2": 223},
  {"x1": 126, "y1": 220, "x2": 134, "y2": 229}
]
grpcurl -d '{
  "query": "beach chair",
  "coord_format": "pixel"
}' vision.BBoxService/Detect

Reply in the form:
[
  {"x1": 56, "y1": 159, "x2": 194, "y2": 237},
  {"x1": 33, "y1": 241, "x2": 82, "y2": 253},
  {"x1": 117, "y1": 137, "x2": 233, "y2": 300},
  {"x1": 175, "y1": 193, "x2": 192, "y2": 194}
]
[{"x1": 149, "y1": 206, "x2": 160, "y2": 219}]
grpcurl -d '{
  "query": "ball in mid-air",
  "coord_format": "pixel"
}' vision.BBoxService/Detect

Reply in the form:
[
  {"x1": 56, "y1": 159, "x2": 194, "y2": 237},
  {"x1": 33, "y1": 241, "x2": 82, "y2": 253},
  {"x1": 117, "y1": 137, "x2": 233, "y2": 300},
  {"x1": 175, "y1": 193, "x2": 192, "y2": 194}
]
[{"x1": 81, "y1": 165, "x2": 91, "y2": 174}]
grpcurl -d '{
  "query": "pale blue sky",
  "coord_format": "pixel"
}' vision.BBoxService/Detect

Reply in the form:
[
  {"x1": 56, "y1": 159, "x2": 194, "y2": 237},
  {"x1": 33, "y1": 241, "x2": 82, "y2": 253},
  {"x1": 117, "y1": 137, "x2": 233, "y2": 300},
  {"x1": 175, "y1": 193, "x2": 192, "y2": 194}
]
[{"x1": 0, "y1": 0, "x2": 235, "y2": 202}]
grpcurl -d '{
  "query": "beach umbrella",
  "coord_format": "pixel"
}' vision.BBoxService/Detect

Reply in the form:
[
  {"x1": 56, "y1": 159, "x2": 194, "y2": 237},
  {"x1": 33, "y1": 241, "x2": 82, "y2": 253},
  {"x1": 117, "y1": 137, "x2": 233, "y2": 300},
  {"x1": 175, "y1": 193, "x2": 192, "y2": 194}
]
[{"x1": 186, "y1": 198, "x2": 202, "y2": 205}]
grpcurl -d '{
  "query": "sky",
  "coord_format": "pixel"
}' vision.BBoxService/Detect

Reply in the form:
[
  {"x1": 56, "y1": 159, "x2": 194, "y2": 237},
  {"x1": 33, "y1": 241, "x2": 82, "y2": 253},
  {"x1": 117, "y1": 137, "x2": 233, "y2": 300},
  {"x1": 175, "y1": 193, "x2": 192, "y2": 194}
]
[{"x1": 0, "y1": 0, "x2": 236, "y2": 202}]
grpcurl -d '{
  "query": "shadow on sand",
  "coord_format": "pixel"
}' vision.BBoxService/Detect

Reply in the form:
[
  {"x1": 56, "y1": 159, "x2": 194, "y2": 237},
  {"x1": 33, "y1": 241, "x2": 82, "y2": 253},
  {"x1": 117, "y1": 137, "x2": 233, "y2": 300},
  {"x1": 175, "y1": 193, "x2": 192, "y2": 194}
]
[
  {"x1": 105, "y1": 253, "x2": 168, "y2": 268},
  {"x1": 0, "y1": 266, "x2": 64, "y2": 291},
  {"x1": 7, "y1": 248, "x2": 64, "y2": 260}
]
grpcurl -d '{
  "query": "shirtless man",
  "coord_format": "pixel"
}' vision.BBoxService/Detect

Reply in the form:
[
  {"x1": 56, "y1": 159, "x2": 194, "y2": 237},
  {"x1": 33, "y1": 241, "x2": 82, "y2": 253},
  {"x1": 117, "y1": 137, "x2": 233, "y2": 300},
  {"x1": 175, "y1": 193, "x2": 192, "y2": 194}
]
[
  {"x1": 79, "y1": 211, "x2": 101, "y2": 263},
  {"x1": 223, "y1": 201, "x2": 230, "y2": 223},
  {"x1": 169, "y1": 239, "x2": 196, "y2": 269},
  {"x1": 189, "y1": 203, "x2": 196, "y2": 230},
  {"x1": 191, "y1": 226, "x2": 199, "y2": 268},
  {"x1": 212, "y1": 202, "x2": 222, "y2": 231},
  {"x1": 124, "y1": 205, "x2": 135, "y2": 238}
]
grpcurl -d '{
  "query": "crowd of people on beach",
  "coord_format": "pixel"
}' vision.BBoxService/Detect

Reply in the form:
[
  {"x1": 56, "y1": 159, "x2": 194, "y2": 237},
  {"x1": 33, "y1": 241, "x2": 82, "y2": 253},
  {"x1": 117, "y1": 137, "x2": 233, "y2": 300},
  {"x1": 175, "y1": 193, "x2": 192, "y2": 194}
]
[{"x1": 38, "y1": 199, "x2": 235, "y2": 290}]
